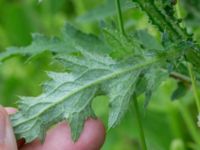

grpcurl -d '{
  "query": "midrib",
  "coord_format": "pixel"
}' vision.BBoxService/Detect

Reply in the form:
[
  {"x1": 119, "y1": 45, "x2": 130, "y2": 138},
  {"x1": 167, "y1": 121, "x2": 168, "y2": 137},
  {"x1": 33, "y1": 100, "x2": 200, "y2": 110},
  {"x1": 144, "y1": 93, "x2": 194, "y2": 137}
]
[{"x1": 13, "y1": 57, "x2": 160, "y2": 127}]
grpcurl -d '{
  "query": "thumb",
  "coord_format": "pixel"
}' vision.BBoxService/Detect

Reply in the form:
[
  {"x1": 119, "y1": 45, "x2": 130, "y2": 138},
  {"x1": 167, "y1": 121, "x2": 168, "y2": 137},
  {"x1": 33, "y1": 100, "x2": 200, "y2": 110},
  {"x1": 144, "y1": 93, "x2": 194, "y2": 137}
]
[{"x1": 0, "y1": 105, "x2": 17, "y2": 150}]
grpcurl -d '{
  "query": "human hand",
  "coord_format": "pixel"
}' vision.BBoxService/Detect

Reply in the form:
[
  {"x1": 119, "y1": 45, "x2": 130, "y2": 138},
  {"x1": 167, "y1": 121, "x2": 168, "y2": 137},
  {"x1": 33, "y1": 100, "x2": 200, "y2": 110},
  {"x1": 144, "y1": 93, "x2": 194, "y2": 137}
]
[{"x1": 0, "y1": 106, "x2": 106, "y2": 150}]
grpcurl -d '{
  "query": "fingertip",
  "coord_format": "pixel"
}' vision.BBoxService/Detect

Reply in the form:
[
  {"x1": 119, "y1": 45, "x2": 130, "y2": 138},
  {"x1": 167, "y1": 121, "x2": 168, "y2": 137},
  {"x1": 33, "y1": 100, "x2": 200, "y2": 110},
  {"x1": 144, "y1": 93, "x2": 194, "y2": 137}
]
[
  {"x1": 0, "y1": 105, "x2": 8, "y2": 116},
  {"x1": 76, "y1": 118, "x2": 106, "y2": 150},
  {"x1": 0, "y1": 105, "x2": 17, "y2": 150},
  {"x1": 4, "y1": 107, "x2": 24, "y2": 149},
  {"x1": 20, "y1": 118, "x2": 106, "y2": 150},
  {"x1": 5, "y1": 107, "x2": 17, "y2": 115},
  {"x1": 0, "y1": 106, "x2": 7, "y2": 149}
]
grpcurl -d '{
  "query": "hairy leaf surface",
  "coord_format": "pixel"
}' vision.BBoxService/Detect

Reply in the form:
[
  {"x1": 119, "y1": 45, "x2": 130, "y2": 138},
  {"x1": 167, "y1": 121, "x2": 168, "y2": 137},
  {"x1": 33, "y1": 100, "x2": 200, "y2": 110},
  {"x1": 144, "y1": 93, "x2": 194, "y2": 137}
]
[
  {"x1": 0, "y1": 24, "x2": 110, "y2": 61},
  {"x1": 0, "y1": 21, "x2": 185, "y2": 143},
  {"x1": 10, "y1": 44, "x2": 172, "y2": 142}
]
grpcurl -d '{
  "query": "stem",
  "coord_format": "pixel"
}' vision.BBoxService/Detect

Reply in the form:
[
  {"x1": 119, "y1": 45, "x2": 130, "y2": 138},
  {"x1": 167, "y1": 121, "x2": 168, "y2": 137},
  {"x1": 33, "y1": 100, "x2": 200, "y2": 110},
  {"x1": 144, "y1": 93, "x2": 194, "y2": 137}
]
[
  {"x1": 169, "y1": 71, "x2": 191, "y2": 84},
  {"x1": 133, "y1": 97, "x2": 148, "y2": 150},
  {"x1": 175, "y1": 0, "x2": 182, "y2": 19},
  {"x1": 175, "y1": 0, "x2": 185, "y2": 29},
  {"x1": 132, "y1": 0, "x2": 188, "y2": 40},
  {"x1": 115, "y1": 0, "x2": 126, "y2": 36},
  {"x1": 188, "y1": 63, "x2": 200, "y2": 113},
  {"x1": 115, "y1": 1, "x2": 145, "y2": 148},
  {"x1": 177, "y1": 102, "x2": 200, "y2": 146}
]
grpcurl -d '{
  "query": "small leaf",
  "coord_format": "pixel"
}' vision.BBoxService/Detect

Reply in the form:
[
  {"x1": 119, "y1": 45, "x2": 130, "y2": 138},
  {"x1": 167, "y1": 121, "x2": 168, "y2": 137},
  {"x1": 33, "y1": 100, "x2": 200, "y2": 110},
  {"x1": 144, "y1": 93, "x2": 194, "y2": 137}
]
[
  {"x1": 135, "y1": 30, "x2": 164, "y2": 51},
  {"x1": 171, "y1": 82, "x2": 188, "y2": 100}
]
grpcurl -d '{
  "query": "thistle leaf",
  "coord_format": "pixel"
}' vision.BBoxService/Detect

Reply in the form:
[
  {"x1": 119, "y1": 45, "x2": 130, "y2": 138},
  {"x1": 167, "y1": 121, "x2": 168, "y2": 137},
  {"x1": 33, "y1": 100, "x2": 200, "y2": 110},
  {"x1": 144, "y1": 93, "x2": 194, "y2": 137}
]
[
  {"x1": 0, "y1": 24, "x2": 109, "y2": 61},
  {"x1": 102, "y1": 28, "x2": 142, "y2": 59},
  {"x1": 10, "y1": 45, "x2": 170, "y2": 142},
  {"x1": 106, "y1": 71, "x2": 140, "y2": 128},
  {"x1": 1, "y1": 23, "x2": 183, "y2": 143}
]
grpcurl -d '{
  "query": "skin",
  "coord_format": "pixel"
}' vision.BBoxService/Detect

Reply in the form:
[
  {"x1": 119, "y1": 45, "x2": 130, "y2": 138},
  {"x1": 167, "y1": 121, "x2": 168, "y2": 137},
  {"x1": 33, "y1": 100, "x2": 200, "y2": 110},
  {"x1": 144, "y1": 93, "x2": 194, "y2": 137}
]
[{"x1": 0, "y1": 106, "x2": 106, "y2": 150}]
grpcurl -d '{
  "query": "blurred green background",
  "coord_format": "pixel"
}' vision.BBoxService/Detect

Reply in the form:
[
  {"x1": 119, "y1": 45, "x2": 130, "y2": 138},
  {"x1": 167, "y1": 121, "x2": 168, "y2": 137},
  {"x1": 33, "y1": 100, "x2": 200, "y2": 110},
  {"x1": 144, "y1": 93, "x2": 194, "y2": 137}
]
[{"x1": 0, "y1": 0, "x2": 200, "y2": 150}]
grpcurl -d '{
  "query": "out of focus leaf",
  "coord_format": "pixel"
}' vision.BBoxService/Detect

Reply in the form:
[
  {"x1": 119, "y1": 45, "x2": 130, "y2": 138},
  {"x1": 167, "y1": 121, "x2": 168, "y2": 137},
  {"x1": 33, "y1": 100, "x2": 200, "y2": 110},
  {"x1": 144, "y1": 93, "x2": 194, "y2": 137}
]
[
  {"x1": 76, "y1": 0, "x2": 136, "y2": 23},
  {"x1": 171, "y1": 82, "x2": 188, "y2": 100}
]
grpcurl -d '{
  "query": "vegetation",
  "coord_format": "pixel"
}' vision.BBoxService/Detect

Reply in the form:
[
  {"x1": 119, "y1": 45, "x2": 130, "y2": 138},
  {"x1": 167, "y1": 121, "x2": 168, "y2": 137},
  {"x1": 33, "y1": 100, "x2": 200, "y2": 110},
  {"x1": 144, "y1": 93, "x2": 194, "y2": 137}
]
[{"x1": 0, "y1": 0, "x2": 200, "y2": 149}]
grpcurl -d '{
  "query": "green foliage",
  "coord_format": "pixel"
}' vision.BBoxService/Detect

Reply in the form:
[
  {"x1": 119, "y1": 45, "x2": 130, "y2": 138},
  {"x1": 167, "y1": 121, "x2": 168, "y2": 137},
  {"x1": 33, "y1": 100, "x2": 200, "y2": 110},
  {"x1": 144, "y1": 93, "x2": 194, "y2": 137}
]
[
  {"x1": 0, "y1": 24, "x2": 109, "y2": 61},
  {"x1": 8, "y1": 23, "x2": 178, "y2": 142},
  {"x1": 171, "y1": 82, "x2": 188, "y2": 100},
  {"x1": 132, "y1": 0, "x2": 189, "y2": 40},
  {"x1": 1, "y1": 0, "x2": 200, "y2": 149},
  {"x1": 76, "y1": 0, "x2": 135, "y2": 23}
]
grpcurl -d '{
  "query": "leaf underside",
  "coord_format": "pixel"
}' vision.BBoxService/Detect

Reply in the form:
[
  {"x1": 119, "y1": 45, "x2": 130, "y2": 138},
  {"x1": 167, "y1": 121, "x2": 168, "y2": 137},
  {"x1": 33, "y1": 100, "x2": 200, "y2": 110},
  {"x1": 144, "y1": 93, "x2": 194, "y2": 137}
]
[
  {"x1": 0, "y1": 23, "x2": 173, "y2": 143},
  {"x1": 1, "y1": 0, "x2": 199, "y2": 143}
]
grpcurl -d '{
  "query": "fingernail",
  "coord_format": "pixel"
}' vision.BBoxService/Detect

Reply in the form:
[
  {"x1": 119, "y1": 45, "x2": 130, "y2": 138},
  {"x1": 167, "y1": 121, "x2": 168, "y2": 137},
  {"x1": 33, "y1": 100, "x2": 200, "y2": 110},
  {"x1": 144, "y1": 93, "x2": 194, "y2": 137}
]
[{"x1": 0, "y1": 105, "x2": 6, "y2": 144}]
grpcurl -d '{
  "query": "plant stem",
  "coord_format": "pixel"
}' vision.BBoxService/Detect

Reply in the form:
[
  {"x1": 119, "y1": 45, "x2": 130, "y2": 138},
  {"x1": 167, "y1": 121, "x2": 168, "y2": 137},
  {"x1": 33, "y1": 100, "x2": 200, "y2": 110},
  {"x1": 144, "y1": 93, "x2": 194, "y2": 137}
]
[
  {"x1": 177, "y1": 101, "x2": 200, "y2": 146},
  {"x1": 169, "y1": 71, "x2": 191, "y2": 84},
  {"x1": 115, "y1": 1, "x2": 146, "y2": 148},
  {"x1": 133, "y1": 97, "x2": 148, "y2": 150},
  {"x1": 187, "y1": 63, "x2": 200, "y2": 113},
  {"x1": 115, "y1": 0, "x2": 126, "y2": 36},
  {"x1": 175, "y1": 0, "x2": 185, "y2": 28}
]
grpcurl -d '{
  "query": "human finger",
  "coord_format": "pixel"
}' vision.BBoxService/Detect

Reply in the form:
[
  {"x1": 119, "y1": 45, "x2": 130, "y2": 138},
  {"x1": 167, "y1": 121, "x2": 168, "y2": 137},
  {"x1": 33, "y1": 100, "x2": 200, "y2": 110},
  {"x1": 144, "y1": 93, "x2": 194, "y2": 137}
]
[
  {"x1": 0, "y1": 106, "x2": 18, "y2": 150},
  {"x1": 20, "y1": 118, "x2": 106, "y2": 150}
]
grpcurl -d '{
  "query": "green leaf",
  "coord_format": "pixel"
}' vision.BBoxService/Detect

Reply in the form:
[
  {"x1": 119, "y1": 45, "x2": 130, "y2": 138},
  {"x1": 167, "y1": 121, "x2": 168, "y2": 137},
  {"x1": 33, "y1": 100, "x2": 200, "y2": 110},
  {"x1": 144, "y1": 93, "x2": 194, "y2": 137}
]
[
  {"x1": 134, "y1": 30, "x2": 164, "y2": 51},
  {"x1": 0, "y1": 24, "x2": 110, "y2": 61},
  {"x1": 106, "y1": 71, "x2": 140, "y2": 128},
  {"x1": 0, "y1": 33, "x2": 63, "y2": 61},
  {"x1": 11, "y1": 70, "x2": 98, "y2": 142},
  {"x1": 76, "y1": 0, "x2": 136, "y2": 23},
  {"x1": 132, "y1": 0, "x2": 188, "y2": 41},
  {"x1": 144, "y1": 66, "x2": 168, "y2": 107},
  {"x1": 132, "y1": 0, "x2": 200, "y2": 77},
  {"x1": 171, "y1": 82, "x2": 189, "y2": 100},
  {"x1": 102, "y1": 27, "x2": 142, "y2": 59},
  {"x1": 11, "y1": 45, "x2": 170, "y2": 142},
  {"x1": 3, "y1": 23, "x2": 184, "y2": 143},
  {"x1": 68, "y1": 104, "x2": 96, "y2": 141}
]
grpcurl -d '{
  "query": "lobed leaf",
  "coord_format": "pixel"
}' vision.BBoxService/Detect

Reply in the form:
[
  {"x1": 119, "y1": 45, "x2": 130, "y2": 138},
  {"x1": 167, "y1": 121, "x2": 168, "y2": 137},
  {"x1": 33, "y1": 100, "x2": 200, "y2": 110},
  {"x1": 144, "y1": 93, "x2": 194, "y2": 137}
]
[
  {"x1": 0, "y1": 23, "x2": 189, "y2": 143},
  {"x1": 10, "y1": 43, "x2": 173, "y2": 142},
  {"x1": 0, "y1": 24, "x2": 110, "y2": 61}
]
